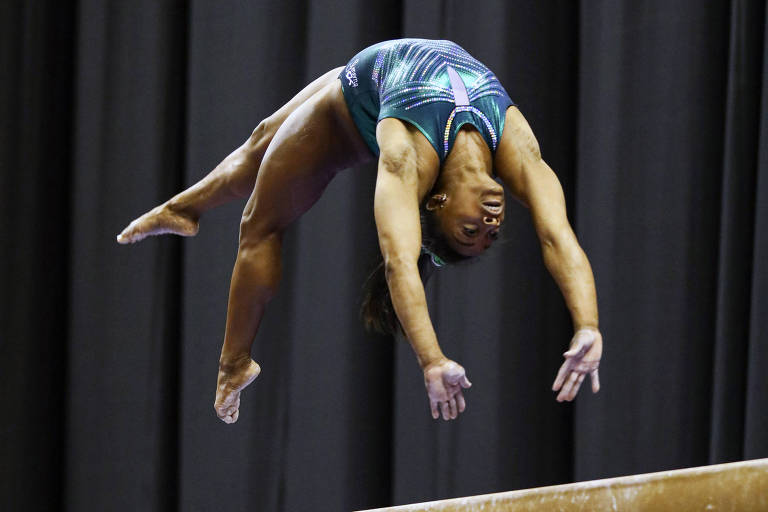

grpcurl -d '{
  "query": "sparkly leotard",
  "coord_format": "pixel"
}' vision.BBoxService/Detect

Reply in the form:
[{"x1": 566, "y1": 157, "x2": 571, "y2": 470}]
[{"x1": 338, "y1": 39, "x2": 514, "y2": 162}]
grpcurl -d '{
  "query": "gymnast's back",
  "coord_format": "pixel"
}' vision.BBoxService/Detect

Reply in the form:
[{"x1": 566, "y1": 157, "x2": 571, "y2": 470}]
[{"x1": 338, "y1": 39, "x2": 514, "y2": 161}]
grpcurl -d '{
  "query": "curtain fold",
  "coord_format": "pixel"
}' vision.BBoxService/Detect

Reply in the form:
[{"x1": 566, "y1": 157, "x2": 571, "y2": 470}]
[
  {"x1": 575, "y1": 0, "x2": 732, "y2": 480},
  {"x1": 743, "y1": 3, "x2": 768, "y2": 461},
  {"x1": 65, "y1": 1, "x2": 189, "y2": 510},
  {"x1": 709, "y1": 0, "x2": 765, "y2": 465},
  {"x1": 0, "y1": 2, "x2": 74, "y2": 510},
  {"x1": 2, "y1": 1, "x2": 767, "y2": 511}
]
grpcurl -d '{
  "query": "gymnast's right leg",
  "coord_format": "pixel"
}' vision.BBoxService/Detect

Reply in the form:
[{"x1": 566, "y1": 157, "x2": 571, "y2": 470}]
[
  {"x1": 116, "y1": 66, "x2": 345, "y2": 244},
  {"x1": 213, "y1": 78, "x2": 371, "y2": 423}
]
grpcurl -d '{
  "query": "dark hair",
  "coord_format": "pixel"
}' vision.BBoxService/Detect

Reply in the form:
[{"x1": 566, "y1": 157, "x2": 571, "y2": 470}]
[{"x1": 360, "y1": 209, "x2": 469, "y2": 335}]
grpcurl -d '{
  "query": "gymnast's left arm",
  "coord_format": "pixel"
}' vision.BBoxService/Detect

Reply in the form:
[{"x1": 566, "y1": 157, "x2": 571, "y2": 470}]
[{"x1": 495, "y1": 107, "x2": 601, "y2": 402}]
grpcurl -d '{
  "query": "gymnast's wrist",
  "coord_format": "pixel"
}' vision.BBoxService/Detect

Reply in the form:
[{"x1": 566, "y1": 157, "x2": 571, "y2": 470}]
[
  {"x1": 573, "y1": 326, "x2": 602, "y2": 345},
  {"x1": 417, "y1": 350, "x2": 447, "y2": 370},
  {"x1": 573, "y1": 322, "x2": 599, "y2": 334}
]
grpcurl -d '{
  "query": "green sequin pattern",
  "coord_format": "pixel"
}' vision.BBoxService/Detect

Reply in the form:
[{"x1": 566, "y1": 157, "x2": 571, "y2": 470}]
[{"x1": 339, "y1": 39, "x2": 514, "y2": 161}]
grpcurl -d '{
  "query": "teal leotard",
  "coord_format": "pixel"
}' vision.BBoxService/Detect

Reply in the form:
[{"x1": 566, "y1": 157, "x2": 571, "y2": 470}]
[{"x1": 338, "y1": 39, "x2": 514, "y2": 162}]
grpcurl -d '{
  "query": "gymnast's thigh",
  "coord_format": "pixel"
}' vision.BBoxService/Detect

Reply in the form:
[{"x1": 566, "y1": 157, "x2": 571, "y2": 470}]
[{"x1": 240, "y1": 79, "x2": 370, "y2": 235}]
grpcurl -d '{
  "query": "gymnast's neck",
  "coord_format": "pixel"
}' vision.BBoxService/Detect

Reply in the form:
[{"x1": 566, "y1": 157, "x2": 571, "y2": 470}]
[{"x1": 438, "y1": 126, "x2": 494, "y2": 187}]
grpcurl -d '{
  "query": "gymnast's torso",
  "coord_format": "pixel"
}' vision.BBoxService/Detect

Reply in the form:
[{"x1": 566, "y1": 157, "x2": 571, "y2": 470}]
[{"x1": 339, "y1": 38, "x2": 515, "y2": 162}]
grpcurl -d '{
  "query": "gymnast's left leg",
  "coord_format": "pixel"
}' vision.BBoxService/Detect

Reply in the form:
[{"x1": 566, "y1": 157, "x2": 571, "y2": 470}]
[{"x1": 116, "y1": 67, "x2": 345, "y2": 244}]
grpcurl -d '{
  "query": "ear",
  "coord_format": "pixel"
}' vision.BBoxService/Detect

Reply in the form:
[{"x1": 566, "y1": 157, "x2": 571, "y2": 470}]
[{"x1": 425, "y1": 193, "x2": 447, "y2": 211}]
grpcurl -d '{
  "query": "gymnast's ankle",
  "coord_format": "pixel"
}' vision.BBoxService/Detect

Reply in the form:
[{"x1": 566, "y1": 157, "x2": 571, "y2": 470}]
[
  {"x1": 165, "y1": 198, "x2": 200, "y2": 221},
  {"x1": 219, "y1": 353, "x2": 252, "y2": 371}
]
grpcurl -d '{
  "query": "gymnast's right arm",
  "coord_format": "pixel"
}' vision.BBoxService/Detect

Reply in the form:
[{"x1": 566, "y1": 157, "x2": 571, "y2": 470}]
[
  {"x1": 374, "y1": 127, "x2": 471, "y2": 421},
  {"x1": 373, "y1": 144, "x2": 446, "y2": 369}
]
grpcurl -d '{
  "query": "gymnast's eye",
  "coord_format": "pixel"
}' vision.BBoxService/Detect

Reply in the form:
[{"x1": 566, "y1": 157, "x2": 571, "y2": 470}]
[
  {"x1": 489, "y1": 230, "x2": 499, "y2": 240},
  {"x1": 463, "y1": 226, "x2": 478, "y2": 237}
]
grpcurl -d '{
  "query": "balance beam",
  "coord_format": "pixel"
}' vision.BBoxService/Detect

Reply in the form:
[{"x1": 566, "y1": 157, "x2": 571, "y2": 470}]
[{"x1": 359, "y1": 458, "x2": 768, "y2": 511}]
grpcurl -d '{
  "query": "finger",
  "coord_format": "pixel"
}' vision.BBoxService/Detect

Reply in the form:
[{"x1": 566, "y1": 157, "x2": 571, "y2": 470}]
[
  {"x1": 430, "y1": 400, "x2": 439, "y2": 420},
  {"x1": 449, "y1": 397, "x2": 457, "y2": 419},
  {"x1": 563, "y1": 347, "x2": 580, "y2": 358},
  {"x1": 456, "y1": 390, "x2": 466, "y2": 413},
  {"x1": 552, "y1": 361, "x2": 571, "y2": 391},
  {"x1": 563, "y1": 372, "x2": 581, "y2": 401},
  {"x1": 568, "y1": 374, "x2": 586, "y2": 401},
  {"x1": 231, "y1": 409, "x2": 239, "y2": 423},
  {"x1": 441, "y1": 401, "x2": 450, "y2": 421},
  {"x1": 459, "y1": 375, "x2": 472, "y2": 388},
  {"x1": 565, "y1": 371, "x2": 580, "y2": 398},
  {"x1": 557, "y1": 371, "x2": 579, "y2": 402},
  {"x1": 591, "y1": 369, "x2": 600, "y2": 393},
  {"x1": 563, "y1": 340, "x2": 584, "y2": 358}
]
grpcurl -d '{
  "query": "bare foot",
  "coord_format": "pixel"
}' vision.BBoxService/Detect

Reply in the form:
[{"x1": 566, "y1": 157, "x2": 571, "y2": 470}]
[
  {"x1": 116, "y1": 203, "x2": 199, "y2": 244},
  {"x1": 214, "y1": 357, "x2": 261, "y2": 424}
]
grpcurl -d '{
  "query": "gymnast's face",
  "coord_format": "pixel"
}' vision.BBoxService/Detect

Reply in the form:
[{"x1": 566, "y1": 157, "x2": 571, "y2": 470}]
[{"x1": 427, "y1": 183, "x2": 505, "y2": 257}]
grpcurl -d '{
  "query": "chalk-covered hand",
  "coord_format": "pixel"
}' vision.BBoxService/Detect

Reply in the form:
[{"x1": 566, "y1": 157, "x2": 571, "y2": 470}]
[
  {"x1": 552, "y1": 328, "x2": 602, "y2": 402},
  {"x1": 423, "y1": 359, "x2": 472, "y2": 420}
]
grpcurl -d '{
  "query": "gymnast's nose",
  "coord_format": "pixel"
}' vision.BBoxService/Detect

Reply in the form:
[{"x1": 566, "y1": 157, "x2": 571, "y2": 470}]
[{"x1": 483, "y1": 216, "x2": 500, "y2": 226}]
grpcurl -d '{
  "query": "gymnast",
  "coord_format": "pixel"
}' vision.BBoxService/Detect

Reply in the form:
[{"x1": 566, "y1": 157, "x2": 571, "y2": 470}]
[{"x1": 117, "y1": 39, "x2": 602, "y2": 424}]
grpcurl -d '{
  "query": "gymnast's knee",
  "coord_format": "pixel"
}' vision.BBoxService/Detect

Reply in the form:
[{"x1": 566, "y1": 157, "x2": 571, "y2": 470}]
[
  {"x1": 247, "y1": 117, "x2": 277, "y2": 149},
  {"x1": 238, "y1": 213, "x2": 281, "y2": 249}
]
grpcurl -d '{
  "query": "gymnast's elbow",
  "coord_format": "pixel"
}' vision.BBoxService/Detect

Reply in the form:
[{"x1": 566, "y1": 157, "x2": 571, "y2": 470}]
[
  {"x1": 540, "y1": 230, "x2": 584, "y2": 266},
  {"x1": 382, "y1": 253, "x2": 419, "y2": 282}
]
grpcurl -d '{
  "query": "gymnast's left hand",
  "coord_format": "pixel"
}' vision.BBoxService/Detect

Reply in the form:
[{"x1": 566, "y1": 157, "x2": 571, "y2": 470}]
[
  {"x1": 552, "y1": 328, "x2": 602, "y2": 402},
  {"x1": 423, "y1": 358, "x2": 472, "y2": 420}
]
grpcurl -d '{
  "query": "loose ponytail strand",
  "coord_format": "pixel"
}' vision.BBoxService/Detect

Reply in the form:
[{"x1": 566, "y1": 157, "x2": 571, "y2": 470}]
[
  {"x1": 360, "y1": 210, "x2": 469, "y2": 335},
  {"x1": 359, "y1": 251, "x2": 437, "y2": 335}
]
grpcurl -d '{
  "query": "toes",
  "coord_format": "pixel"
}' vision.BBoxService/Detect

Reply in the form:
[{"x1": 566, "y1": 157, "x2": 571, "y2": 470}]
[
  {"x1": 213, "y1": 361, "x2": 261, "y2": 424},
  {"x1": 117, "y1": 221, "x2": 146, "y2": 244},
  {"x1": 116, "y1": 227, "x2": 133, "y2": 244},
  {"x1": 214, "y1": 388, "x2": 244, "y2": 424},
  {"x1": 215, "y1": 404, "x2": 240, "y2": 424},
  {"x1": 226, "y1": 402, "x2": 238, "y2": 416},
  {"x1": 222, "y1": 410, "x2": 238, "y2": 423}
]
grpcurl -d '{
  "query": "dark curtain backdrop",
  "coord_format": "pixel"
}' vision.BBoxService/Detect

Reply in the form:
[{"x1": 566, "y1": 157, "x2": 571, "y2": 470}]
[{"x1": 2, "y1": 1, "x2": 767, "y2": 511}]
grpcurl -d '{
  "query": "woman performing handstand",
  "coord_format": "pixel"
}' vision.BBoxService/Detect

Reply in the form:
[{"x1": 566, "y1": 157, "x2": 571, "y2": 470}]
[{"x1": 118, "y1": 39, "x2": 602, "y2": 424}]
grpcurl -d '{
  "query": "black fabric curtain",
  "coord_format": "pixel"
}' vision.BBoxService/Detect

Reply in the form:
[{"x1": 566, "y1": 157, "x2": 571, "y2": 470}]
[{"x1": 2, "y1": 1, "x2": 767, "y2": 511}]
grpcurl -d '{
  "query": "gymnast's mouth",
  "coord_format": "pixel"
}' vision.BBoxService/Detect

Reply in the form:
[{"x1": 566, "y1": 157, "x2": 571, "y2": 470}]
[{"x1": 481, "y1": 200, "x2": 503, "y2": 216}]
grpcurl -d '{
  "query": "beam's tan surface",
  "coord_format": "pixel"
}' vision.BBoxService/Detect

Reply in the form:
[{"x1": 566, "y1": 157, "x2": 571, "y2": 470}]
[{"x1": 360, "y1": 458, "x2": 768, "y2": 511}]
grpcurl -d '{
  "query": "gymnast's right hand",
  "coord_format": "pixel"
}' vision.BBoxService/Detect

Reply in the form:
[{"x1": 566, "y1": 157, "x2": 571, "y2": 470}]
[{"x1": 423, "y1": 359, "x2": 472, "y2": 421}]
